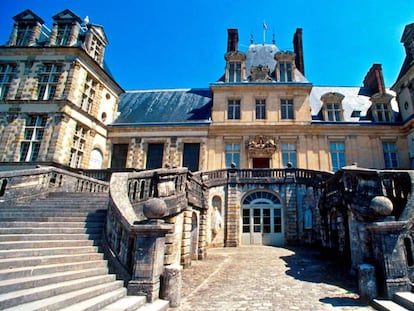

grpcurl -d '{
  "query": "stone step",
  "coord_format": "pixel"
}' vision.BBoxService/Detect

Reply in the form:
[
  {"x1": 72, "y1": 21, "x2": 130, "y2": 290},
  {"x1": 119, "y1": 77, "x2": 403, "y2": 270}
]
[
  {"x1": 394, "y1": 292, "x2": 414, "y2": 310},
  {"x1": 0, "y1": 245, "x2": 99, "y2": 259},
  {"x1": 0, "y1": 220, "x2": 103, "y2": 228},
  {"x1": 100, "y1": 296, "x2": 147, "y2": 311},
  {"x1": 0, "y1": 239, "x2": 99, "y2": 250},
  {"x1": 0, "y1": 267, "x2": 109, "y2": 294},
  {"x1": 1, "y1": 280, "x2": 124, "y2": 311},
  {"x1": 0, "y1": 232, "x2": 102, "y2": 241},
  {"x1": 0, "y1": 226, "x2": 102, "y2": 235},
  {"x1": 61, "y1": 291, "x2": 146, "y2": 311},
  {"x1": 136, "y1": 299, "x2": 170, "y2": 311},
  {"x1": 0, "y1": 208, "x2": 106, "y2": 221},
  {"x1": 0, "y1": 258, "x2": 106, "y2": 278},
  {"x1": 0, "y1": 274, "x2": 120, "y2": 309},
  {"x1": 372, "y1": 298, "x2": 410, "y2": 311}
]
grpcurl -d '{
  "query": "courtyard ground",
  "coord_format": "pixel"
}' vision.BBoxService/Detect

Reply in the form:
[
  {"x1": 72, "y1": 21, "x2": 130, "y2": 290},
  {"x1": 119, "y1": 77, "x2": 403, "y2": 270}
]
[{"x1": 171, "y1": 245, "x2": 374, "y2": 311}]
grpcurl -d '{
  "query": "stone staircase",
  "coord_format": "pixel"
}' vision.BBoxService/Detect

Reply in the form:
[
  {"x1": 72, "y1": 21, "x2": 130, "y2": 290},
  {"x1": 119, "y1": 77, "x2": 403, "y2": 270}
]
[
  {"x1": 372, "y1": 290, "x2": 414, "y2": 310},
  {"x1": 0, "y1": 192, "x2": 169, "y2": 311}
]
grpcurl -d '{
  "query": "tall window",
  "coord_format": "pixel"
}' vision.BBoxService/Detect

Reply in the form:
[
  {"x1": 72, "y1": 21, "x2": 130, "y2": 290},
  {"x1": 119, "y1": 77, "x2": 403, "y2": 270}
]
[
  {"x1": 225, "y1": 143, "x2": 240, "y2": 168},
  {"x1": 383, "y1": 142, "x2": 398, "y2": 168},
  {"x1": 55, "y1": 24, "x2": 71, "y2": 46},
  {"x1": 38, "y1": 64, "x2": 63, "y2": 100},
  {"x1": 69, "y1": 125, "x2": 86, "y2": 168},
  {"x1": 330, "y1": 142, "x2": 345, "y2": 172},
  {"x1": 111, "y1": 144, "x2": 129, "y2": 168},
  {"x1": 20, "y1": 115, "x2": 47, "y2": 162},
  {"x1": 279, "y1": 62, "x2": 293, "y2": 82},
  {"x1": 228, "y1": 99, "x2": 241, "y2": 120},
  {"x1": 16, "y1": 25, "x2": 33, "y2": 46},
  {"x1": 183, "y1": 143, "x2": 200, "y2": 172},
  {"x1": 375, "y1": 103, "x2": 392, "y2": 122},
  {"x1": 281, "y1": 99, "x2": 294, "y2": 119},
  {"x1": 0, "y1": 64, "x2": 17, "y2": 100},
  {"x1": 281, "y1": 143, "x2": 297, "y2": 168},
  {"x1": 146, "y1": 143, "x2": 164, "y2": 169},
  {"x1": 88, "y1": 35, "x2": 104, "y2": 63},
  {"x1": 229, "y1": 62, "x2": 241, "y2": 82},
  {"x1": 255, "y1": 99, "x2": 266, "y2": 120},
  {"x1": 325, "y1": 103, "x2": 342, "y2": 121},
  {"x1": 81, "y1": 75, "x2": 97, "y2": 112}
]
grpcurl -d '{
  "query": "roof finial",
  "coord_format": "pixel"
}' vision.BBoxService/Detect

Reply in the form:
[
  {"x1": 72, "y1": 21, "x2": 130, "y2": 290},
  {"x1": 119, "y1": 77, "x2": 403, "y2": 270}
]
[
  {"x1": 272, "y1": 32, "x2": 275, "y2": 45},
  {"x1": 250, "y1": 33, "x2": 254, "y2": 44},
  {"x1": 83, "y1": 16, "x2": 89, "y2": 25}
]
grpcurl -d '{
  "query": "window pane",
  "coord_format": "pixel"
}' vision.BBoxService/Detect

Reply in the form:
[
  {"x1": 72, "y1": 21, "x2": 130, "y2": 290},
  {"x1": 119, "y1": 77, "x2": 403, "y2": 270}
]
[
  {"x1": 146, "y1": 143, "x2": 164, "y2": 169},
  {"x1": 183, "y1": 143, "x2": 200, "y2": 172}
]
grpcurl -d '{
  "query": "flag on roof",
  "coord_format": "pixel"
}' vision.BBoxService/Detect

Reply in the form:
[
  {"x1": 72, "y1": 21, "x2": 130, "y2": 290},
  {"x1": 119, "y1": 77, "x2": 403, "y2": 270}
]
[{"x1": 263, "y1": 22, "x2": 268, "y2": 30}]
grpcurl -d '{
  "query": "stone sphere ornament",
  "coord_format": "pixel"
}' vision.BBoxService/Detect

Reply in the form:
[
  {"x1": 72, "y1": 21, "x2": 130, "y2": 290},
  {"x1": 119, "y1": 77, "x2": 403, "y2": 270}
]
[
  {"x1": 143, "y1": 198, "x2": 167, "y2": 219},
  {"x1": 369, "y1": 196, "x2": 393, "y2": 216}
]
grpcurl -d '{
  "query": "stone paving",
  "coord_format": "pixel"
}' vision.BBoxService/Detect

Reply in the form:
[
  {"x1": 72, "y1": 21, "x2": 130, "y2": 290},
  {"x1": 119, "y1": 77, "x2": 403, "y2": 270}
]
[{"x1": 171, "y1": 246, "x2": 374, "y2": 311}]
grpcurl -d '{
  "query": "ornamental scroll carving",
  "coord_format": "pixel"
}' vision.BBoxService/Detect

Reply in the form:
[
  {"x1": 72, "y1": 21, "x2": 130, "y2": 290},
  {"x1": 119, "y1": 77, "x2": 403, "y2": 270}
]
[{"x1": 246, "y1": 136, "x2": 278, "y2": 156}]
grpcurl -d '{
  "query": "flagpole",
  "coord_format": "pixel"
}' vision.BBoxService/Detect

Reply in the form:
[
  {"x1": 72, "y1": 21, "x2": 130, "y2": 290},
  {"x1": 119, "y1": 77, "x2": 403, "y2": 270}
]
[{"x1": 263, "y1": 21, "x2": 267, "y2": 44}]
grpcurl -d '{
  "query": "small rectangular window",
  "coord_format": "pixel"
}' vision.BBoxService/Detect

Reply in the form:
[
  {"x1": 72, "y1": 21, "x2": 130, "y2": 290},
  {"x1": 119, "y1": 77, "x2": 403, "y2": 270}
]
[
  {"x1": 281, "y1": 143, "x2": 297, "y2": 168},
  {"x1": 227, "y1": 99, "x2": 241, "y2": 120},
  {"x1": 279, "y1": 62, "x2": 292, "y2": 82},
  {"x1": 225, "y1": 143, "x2": 240, "y2": 168},
  {"x1": 326, "y1": 103, "x2": 341, "y2": 121},
  {"x1": 183, "y1": 143, "x2": 200, "y2": 172},
  {"x1": 229, "y1": 62, "x2": 241, "y2": 82},
  {"x1": 255, "y1": 99, "x2": 266, "y2": 120},
  {"x1": 281, "y1": 99, "x2": 294, "y2": 119},
  {"x1": 330, "y1": 142, "x2": 345, "y2": 172},
  {"x1": 146, "y1": 143, "x2": 164, "y2": 169},
  {"x1": 383, "y1": 142, "x2": 398, "y2": 168}
]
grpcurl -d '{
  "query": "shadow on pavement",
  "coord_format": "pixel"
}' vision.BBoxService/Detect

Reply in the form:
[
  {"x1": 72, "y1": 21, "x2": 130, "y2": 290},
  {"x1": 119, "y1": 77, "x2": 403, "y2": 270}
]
[{"x1": 280, "y1": 246, "x2": 368, "y2": 308}]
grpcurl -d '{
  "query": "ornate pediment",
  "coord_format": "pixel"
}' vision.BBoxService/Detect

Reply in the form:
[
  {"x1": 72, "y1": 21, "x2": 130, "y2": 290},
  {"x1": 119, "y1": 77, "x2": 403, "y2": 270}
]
[
  {"x1": 246, "y1": 136, "x2": 278, "y2": 156},
  {"x1": 250, "y1": 65, "x2": 271, "y2": 82}
]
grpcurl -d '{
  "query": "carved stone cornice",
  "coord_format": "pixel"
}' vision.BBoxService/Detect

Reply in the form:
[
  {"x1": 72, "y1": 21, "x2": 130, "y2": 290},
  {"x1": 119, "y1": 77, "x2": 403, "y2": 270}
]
[{"x1": 246, "y1": 136, "x2": 278, "y2": 156}]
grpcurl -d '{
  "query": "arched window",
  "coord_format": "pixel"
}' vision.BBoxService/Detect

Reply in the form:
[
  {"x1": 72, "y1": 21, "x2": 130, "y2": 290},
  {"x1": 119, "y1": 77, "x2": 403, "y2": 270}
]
[{"x1": 89, "y1": 148, "x2": 103, "y2": 169}]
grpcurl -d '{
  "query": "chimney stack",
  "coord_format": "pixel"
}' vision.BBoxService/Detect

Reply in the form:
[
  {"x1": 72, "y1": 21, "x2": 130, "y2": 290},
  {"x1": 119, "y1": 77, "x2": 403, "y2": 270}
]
[
  {"x1": 227, "y1": 29, "x2": 239, "y2": 52},
  {"x1": 363, "y1": 64, "x2": 386, "y2": 94},
  {"x1": 293, "y1": 28, "x2": 305, "y2": 75}
]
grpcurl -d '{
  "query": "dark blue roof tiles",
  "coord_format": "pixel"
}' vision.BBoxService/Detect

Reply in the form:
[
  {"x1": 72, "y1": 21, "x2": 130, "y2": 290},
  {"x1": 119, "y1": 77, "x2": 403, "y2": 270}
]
[{"x1": 114, "y1": 88, "x2": 213, "y2": 125}]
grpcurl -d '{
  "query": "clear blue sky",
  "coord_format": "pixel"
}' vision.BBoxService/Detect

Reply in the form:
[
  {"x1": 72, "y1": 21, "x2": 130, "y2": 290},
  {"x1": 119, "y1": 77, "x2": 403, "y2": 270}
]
[{"x1": 1, "y1": 0, "x2": 414, "y2": 90}]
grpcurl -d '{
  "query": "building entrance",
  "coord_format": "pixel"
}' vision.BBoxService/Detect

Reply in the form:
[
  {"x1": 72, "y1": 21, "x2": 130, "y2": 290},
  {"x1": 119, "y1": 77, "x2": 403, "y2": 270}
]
[
  {"x1": 241, "y1": 191, "x2": 283, "y2": 246},
  {"x1": 253, "y1": 158, "x2": 270, "y2": 168}
]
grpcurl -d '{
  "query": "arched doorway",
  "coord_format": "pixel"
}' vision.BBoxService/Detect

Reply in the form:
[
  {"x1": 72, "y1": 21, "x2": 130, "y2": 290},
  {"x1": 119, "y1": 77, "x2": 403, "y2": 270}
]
[{"x1": 241, "y1": 191, "x2": 283, "y2": 246}]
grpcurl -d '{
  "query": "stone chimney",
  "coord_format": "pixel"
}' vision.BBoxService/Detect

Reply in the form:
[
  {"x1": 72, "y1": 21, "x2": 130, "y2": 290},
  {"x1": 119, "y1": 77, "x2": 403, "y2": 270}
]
[
  {"x1": 227, "y1": 29, "x2": 239, "y2": 52},
  {"x1": 293, "y1": 28, "x2": 305, "y2": 75},
  {"x1": 363, "y1": 64, "x2": 386, "y2": 94}
]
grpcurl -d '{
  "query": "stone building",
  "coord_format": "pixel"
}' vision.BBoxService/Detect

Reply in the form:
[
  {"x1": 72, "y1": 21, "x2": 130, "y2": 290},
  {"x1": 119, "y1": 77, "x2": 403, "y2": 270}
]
[
  {"x1": 0, "y1": 9, "x2": 123, "y2": 169},
  {"x1": 0, "y1": 9, "x2": 411, "y2": 249}
]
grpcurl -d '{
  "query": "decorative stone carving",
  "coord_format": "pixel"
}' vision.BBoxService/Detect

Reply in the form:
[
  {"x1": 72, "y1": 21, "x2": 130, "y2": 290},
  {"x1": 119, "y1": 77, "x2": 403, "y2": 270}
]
[
  {"x1": 143, "y1": 197, "x2": 167, "y2": 219},
  {"x1": 250, "y1": 65, "x2": 271, "y2": 82},
  {"x1": 246, "y1": 136, "x2": 278, "y2": 156}
]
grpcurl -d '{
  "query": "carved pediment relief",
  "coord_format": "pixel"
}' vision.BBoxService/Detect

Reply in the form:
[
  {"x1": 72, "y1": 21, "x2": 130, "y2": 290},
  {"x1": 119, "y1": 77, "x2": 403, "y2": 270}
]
[
  {"x1": 246, "y1": 136, "x2": 278, "y2": 156},
  {"x1": 250, "y1": 65, "x2": 272, "y2": 82}
]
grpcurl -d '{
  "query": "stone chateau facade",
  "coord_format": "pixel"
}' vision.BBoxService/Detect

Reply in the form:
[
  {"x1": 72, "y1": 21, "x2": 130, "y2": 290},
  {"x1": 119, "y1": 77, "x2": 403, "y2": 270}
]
[{"x1": 2, "y1": 9, "x2": 414, "y2": 301}]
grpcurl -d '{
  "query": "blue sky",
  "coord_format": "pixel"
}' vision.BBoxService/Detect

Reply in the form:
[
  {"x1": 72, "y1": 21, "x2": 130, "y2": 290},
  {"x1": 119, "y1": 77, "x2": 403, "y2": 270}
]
[{"x1": 1, "y1": 0, "x2": 414, "y2": 90}]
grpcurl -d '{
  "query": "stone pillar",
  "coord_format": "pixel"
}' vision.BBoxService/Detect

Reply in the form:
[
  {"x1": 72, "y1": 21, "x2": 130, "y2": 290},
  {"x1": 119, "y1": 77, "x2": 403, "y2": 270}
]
[
  {"x1": 358, "y1": 264, "x2": 377, "y2": 304},
  {"x1": 160, "y1": 264, "x2": 182, "y2": 307},
  {"x1": 127, "y1": 198, "x2": 172, "y2": 303},
  {"x1": 225, "y1": 182, "x2": 239, "y2": 247}
]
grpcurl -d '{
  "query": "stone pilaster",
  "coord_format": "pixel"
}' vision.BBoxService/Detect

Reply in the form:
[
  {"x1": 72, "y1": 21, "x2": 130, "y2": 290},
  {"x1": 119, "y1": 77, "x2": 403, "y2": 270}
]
[
  {"x1": 180, "y1": 210, "x2": 192, "y2": 268},
  {"x1": 225, "y1": 181, "x2": 240, "y2": 247},
  {"x1": 285, "y1": 180, "x2": 298, "y2": 243}
]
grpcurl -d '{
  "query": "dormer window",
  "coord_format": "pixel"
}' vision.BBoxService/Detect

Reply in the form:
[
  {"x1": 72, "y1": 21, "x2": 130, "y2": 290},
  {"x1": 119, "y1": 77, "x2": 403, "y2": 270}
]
[
  {"x1": 88, "y1": 34, "x2": 104, "y2": 62},
  {"x1": 371, "y1": 93, "x2": 394, "y2": 123},
  {"x1": 321, "y1": 92, "x2": 344, "y2": 122},
  {"x1": 274, "y1": 51, "x2": 296, "y2": 82},
  {"x1": 16, "y1": 25, "x2": 34, "y2": 46},
  {"x1": 8, "y1": 10, "x2": 44, "y2": 47},
  {"x1": 55, "y1": 24, "x2": 71, "y2": 46},
  {"x1": 229, "y1": 62, "x2": 242, "y2": 82}
]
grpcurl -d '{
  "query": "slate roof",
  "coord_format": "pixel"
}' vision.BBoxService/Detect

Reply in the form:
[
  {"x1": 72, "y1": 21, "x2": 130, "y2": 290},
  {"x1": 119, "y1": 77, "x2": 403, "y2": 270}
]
[
  {"x1": 114, "y1": 86, "x2": 398, "y2": 125},
  {"x1": 245, "y1": 44, "x2": 308, "y2": 83},
  {"x1": 112, "y1": 89, "x2": 213, "y2": 126},
  {"x1": 310, "y1": 86, "x2": 399, "y2": 122}
]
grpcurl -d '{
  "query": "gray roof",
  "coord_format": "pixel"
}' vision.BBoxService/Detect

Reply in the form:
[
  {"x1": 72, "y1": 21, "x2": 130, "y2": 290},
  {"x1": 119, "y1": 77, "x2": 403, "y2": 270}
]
[
  {"x1": 245, "y1": 44, "x2": 308, "y2": 83},
  {"x1": 113, "y1": 89, "x2": 212, "y2": 126},
  {"x1": 112, "y1": 86, "x2": 398, "y2": 126},
  {"x1": 310, "y1": 86, "x2": 399, "y2": 122}
]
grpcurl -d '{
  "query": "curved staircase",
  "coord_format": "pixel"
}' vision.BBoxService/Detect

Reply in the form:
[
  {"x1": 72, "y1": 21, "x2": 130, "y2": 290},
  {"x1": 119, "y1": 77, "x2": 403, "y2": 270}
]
[{"x1": 0, "y1": 192, "x2": 169, "y2": 311}]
